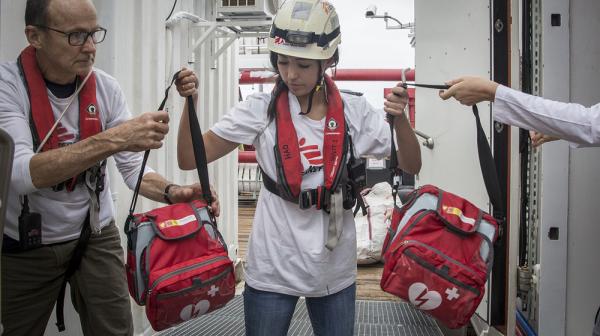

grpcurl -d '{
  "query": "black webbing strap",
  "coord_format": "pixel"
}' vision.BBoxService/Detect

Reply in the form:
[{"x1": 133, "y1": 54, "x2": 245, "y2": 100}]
[
  {"x1": 472, "y1": 104, "x2": 505, "y2": 216},
  {"x1": 262, "y1": 171, "x2": 336, "y2": 210},
  {"x1": 55, "y1": 213, "x2": 91, "y2": 332},
  {"x1": 404, "y1": 83, "x2": 450, "y2": 90},
  {"x1": 127, "y1": 71, "x2": 212, "y2": 221},
  {"x1": 128, "y1": 74, "x2": 177, "y2": 217},
  {"x1": 261, "y1": 171, "x2": 298, "y2": 203},
  {"x1": 387, "y1": 114, "x2": 400, "y2": 205},
  {"x1": 186, "y1": 89, "x2": 213, "y2": 204}
]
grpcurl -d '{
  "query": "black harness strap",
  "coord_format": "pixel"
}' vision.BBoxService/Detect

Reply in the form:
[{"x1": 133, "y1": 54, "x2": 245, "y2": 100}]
[
  {"x1": 262, "y1": 170, "x2": 331, "y2": 209},
  {"x1": 55, "y1": 213, "x2": 92, "y2": 332},
  {"x1": 54, "y1": 159, "x2": 105, "y2": 332}
]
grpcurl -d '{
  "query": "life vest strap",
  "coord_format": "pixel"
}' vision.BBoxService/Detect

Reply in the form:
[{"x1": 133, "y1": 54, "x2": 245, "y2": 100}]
[{"x1": 262, "y1": 170, "x2": 359, "y2": 212}]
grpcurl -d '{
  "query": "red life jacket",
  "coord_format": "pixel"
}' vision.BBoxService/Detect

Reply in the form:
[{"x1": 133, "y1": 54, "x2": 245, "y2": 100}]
[
  {"x1": 18, "y1": 45, "x2": 101, "y2": 153},
  {"x1": 273, "y1": 75, "x2": 348, "y2": 201}
]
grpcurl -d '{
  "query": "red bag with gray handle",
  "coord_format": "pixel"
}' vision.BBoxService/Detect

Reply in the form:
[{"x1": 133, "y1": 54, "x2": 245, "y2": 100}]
[
  {"x1": 381, "y1": 103, "x2": 502, "y2": 329},
  {"x1": 124, "y1": 73, "x2": 235, "y2": 331}
]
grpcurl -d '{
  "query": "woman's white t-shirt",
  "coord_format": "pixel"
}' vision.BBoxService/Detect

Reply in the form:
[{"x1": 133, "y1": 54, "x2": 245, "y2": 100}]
[{"x1": 211, "y1": 90, "x2": 391, "y2": 297}]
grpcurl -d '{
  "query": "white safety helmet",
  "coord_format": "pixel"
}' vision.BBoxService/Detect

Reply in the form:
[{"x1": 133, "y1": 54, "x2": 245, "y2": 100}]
[{"x1": 268, "y1": 0, "x2": 341, "y2": 60}]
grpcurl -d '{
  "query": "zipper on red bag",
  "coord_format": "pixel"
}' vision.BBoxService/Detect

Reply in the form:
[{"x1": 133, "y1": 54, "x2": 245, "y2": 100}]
[
  {"x1": 156, "y1": 267, "x2": 232, "y2": 300},
  {"x1": 395, "y1": 240, "x2": 481, "y2": 296},
  {"x1": 147, "y1": 255, "x2": 230, "y2": 296}
]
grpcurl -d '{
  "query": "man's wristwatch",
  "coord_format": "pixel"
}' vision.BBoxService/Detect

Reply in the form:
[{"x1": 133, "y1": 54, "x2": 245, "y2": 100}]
[{"x1": 163, "y1": 184, "x2": 178, "y2": 204}]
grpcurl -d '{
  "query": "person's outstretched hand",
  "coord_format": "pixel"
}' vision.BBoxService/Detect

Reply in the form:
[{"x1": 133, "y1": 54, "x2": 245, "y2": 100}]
[
  {"x1": 529, "y1": 130, "x2": 559, "y2": 148},
  {"x1": 176, "y1": 67, "x2": 199, "y2": 97},
  {"x1": 439, "y1": 76, "x2": 499, "y2": 106}
]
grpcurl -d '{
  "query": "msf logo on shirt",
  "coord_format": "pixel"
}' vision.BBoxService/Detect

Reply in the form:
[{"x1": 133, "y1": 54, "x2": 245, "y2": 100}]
[
  {"x1": 299, "y1": 137, "x2": 323, "y2": 175},
  {"x1": 56, "y1": 122, "x2": 75, "y2": 146}
]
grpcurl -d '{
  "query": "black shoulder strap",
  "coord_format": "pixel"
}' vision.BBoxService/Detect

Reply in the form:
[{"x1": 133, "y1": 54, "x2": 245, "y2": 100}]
[
  {"x1": 388, "y1": 114, "x2": 401, "y2": 205},
  {"x1": 55, "y1": 213, "x2": 91, "y2": 331},
  {"x1": 472, "y1": 104, "x2": 504, "y2": 216},
  {"x1": 187, "y1": 91, "x2": 213, "y2": 203}
]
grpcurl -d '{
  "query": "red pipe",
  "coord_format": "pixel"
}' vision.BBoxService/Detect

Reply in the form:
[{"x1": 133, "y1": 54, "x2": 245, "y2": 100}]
[
  {"x1": 239, "y1": 68, "x2": 415, "y2": 84},
  {"x1": 239, "y1": 70, "x2": 277, "y2": 84},
  {"x1": 331, "y1": 69, "x2": 415, "y2": 82},
  {"x1": 238, "y1": 151, "x2": 257, "y2": 163}
]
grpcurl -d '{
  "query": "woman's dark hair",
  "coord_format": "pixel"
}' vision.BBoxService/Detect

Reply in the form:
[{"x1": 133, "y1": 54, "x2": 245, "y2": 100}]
[
  {"x1": 25, "y1": 0, "x2": 51, "y2": 26},
  {"x1": 266, "y1": 49, "x2": 340, "y2": 121}
]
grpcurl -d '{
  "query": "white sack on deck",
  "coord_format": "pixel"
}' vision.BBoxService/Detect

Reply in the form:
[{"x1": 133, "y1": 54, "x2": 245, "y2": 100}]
[{"x1": 355, "y1": 182, "x2": 395, "y2": 264}]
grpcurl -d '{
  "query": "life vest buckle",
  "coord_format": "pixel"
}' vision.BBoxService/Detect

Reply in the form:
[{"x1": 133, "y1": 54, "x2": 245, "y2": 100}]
[
  {"x1": 298, "y1": 186, "x2": 331, "y2": 211},
  {"x1": 316, "y1": 186, "x2": 330, "y2": 211},
  {"x1": 299, "y1": 189, "x2": 314, "y2": 209}
]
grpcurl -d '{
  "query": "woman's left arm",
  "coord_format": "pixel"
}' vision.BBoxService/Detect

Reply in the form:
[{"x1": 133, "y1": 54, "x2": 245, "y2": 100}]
[{"x1": 384, "y1": 84, "x2": 422, "y2": 175}]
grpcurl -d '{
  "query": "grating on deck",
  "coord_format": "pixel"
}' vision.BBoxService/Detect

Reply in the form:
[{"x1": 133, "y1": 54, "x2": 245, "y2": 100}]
[{"x1": 159, "y1": 295, "x2": 443, "y2": 336}]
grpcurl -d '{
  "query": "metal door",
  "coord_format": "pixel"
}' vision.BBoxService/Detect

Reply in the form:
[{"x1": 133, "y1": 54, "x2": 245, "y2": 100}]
[{"x1": 0, "y1": 128, "x2": 15, "y2": 336}]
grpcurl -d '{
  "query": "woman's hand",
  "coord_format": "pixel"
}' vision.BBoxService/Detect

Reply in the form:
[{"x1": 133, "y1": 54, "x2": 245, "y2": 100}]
[
  {"x1": 176, "y1": 67, "x2": 199, "y2": 97},
  {"x1": 384, "y1": 83, "x2": 409, "y2": 118}
]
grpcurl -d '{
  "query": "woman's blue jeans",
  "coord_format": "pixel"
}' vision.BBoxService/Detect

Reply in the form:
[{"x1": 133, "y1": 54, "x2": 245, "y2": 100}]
[{"x1": 243, "y1": 283, "x2": 356, "y2": 336}]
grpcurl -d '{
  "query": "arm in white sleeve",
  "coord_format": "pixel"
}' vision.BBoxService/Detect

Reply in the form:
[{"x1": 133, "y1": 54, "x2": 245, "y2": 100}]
[
  {"x1": 343, "y1": 95, "x2": 390, "y2": 159},
  {"x1": 494, "y1": 85, "x2": 600, "y2": 146},
  {"x1": 0, "y1": 68, "x2": 37, "y2": 195}
]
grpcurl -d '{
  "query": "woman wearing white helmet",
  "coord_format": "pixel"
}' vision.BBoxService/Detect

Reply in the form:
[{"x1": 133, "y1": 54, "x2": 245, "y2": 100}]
[{"x1": 176, "y1": 0, "x2": 421, "y2": 334}]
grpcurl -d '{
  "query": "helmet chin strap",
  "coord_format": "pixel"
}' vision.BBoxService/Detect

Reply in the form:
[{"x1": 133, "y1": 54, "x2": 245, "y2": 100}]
[{"x1": 300, "y1": 61, "x2": 327, "y2": 115}]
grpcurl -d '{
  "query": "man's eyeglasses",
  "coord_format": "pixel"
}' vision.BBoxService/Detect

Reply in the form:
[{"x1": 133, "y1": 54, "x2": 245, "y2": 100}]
[{"x1": 36, "y1": 25, "x2": 107, "y2": 46}]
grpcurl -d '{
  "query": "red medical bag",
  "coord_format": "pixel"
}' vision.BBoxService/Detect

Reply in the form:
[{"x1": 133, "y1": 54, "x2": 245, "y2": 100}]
[
  {"x1": 125, "y1": 200, "x2": 235, "y2": 331},
  {"x1": 381, "y1": 105, "x2": 503, "y2": 328},
  {"x1": 124, "y1": 75, "x2": 235, "y2": 331}
]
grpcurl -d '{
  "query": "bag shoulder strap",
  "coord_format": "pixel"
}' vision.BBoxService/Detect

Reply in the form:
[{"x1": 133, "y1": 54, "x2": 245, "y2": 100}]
[{"x1": 472, "y1": 104, "x2": 505, "y2": 216}]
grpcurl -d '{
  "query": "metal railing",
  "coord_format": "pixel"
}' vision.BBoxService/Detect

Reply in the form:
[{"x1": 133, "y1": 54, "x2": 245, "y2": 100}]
[{"x1": 414, "y1": 129, "x2": 434, "y2": 149}]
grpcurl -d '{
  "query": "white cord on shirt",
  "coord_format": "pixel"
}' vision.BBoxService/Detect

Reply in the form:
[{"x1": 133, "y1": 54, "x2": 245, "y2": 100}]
[{"x1": 35, "y1": 70, "x2": 94, "y2": 153}]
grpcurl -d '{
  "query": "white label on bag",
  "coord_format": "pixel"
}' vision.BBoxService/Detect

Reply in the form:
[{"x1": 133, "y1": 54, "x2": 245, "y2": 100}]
[
  {"x1": 159, "y1": 214, "x2": 197, "y2": 229},
  {"x1": 442, "y1": 206, "x2": 476, "y2": 226}
]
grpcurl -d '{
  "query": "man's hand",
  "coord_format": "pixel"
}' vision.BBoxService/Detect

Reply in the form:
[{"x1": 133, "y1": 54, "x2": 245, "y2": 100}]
[
  {"x1": 384, "y1": 83, "x2": 409, "y2": 118},
  {"x1": 168, "y1": 183, "x2": 221, "y2": 217},
  {"x1": 176, "y1": 67, "x2": 198, "y2": 98},
  {"x1": 107, "y1": 111, "x2": 170, "y2": 152},
  {"x1": 530, "y1": 130, "x2": 559, "y2": 148},
  {"x1": 439, "y1": 76, "x2": 499, "y2": 106}
]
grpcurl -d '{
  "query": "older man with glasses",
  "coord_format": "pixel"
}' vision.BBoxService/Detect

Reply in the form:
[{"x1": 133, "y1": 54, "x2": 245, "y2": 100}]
[{"x1": 0, "y1": 0, "x2": 215, "y2": 335}]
